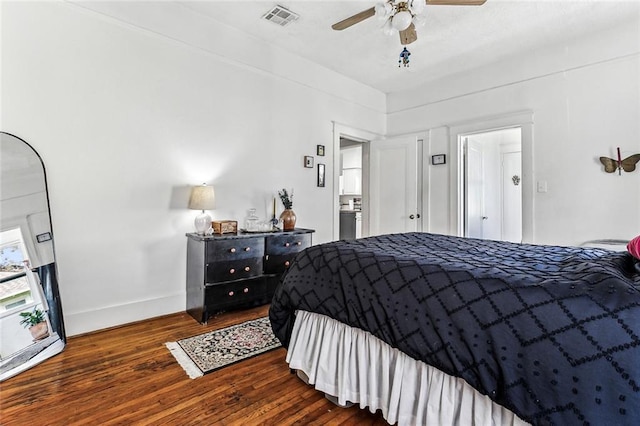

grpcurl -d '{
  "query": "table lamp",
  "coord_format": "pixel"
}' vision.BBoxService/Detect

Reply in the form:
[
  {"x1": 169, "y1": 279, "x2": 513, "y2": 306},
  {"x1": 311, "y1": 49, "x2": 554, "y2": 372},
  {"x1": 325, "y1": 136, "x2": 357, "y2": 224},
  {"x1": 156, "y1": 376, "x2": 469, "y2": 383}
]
[{"x1": 188, "y1": 183, "x2": 215, "y2": 234}]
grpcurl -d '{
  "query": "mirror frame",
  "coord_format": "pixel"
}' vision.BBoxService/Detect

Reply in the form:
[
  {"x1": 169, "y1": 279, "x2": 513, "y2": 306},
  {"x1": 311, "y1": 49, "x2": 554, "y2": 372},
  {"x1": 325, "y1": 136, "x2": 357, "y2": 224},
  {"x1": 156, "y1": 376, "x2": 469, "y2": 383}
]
[{"x1": 0, "y1": 132, "x2": 66, "y2": 381}]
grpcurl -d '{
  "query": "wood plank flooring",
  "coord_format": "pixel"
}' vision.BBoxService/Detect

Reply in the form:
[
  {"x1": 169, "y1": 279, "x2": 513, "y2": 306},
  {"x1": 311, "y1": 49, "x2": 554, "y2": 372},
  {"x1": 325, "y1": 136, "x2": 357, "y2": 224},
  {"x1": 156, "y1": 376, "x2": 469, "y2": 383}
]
[{"x1": 0, "y1": 305, "x2": 389, "y2": 425}]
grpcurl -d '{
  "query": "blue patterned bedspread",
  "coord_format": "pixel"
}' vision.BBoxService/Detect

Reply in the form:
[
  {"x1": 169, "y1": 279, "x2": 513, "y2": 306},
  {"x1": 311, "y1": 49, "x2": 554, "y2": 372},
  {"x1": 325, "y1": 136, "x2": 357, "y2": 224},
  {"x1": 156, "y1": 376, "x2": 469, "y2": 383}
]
[{"x1": 269, "y1": 232, "x2": 640, "y2": 425}]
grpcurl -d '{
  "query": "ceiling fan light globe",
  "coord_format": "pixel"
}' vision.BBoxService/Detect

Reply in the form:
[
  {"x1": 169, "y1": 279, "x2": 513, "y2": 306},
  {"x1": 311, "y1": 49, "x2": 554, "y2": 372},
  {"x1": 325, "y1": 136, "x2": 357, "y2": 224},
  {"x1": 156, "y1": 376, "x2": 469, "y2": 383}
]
[
  {"x1": 375, "y1": 2, "x2": 392, "y2": 20},
  {"x1": 413, "y1": 14, "x2": 427, "y2": 27},
  {"x1": 382, "y1": 18, "x2": 395, "y2": 35},
  {"x1": 410, "y1": 0, "x2": 426, "y2": 14},
  {"x1": 391, "y1": 10, "x2": 412, "y2": 31}
]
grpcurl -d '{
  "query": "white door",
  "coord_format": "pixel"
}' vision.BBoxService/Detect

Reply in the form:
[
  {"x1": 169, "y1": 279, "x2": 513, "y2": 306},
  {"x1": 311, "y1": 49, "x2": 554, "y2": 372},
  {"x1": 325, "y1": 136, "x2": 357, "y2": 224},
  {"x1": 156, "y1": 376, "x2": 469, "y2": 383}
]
[
  {"x1": 369, "y1": 137, "x2": 420, "y2": 236},
  {"x1": 465, "y1": 138, "x2": 485, "y2": 238},
  {"x1": 501, "y1": 151, "x2": 522, "y2": 242}
]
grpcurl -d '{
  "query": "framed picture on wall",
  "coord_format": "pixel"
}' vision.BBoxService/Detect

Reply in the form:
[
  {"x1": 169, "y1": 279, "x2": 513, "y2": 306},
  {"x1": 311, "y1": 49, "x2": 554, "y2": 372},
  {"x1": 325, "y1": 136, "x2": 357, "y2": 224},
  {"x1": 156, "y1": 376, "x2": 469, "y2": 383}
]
[
  {"x1": 36, "y1": 232, "x2": 52, "y2": 243},
  {"x1": 432, "y1": 154, "x2": 446, "y2": 165},
  {"x1": 317, "y1": 163, "x2": 325, "y2": 187},
  {"x1": 317, "y1": 145, "x2": 325, "y2": 156}
]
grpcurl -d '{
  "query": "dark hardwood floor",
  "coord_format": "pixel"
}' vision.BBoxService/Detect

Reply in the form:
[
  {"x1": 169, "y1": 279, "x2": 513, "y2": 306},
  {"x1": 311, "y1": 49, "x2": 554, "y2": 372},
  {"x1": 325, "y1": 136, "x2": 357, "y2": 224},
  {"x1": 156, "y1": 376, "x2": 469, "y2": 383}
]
[{"x1": 0, "y1": 305, "x2": 389, "y2": 425}]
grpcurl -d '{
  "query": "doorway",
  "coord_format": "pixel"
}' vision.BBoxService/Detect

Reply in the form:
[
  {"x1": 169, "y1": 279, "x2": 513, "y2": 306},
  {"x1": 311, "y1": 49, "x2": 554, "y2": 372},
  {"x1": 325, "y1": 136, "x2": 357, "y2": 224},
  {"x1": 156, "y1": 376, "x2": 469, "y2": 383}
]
[
  {"x1": 338, "y1": 138, "x2": 368, "y2": 240},
  {"x1": 332, "y1": 123, "x2": 379, "y2": 241},
  {"x1": 462, "y1": 128, "x2": 523, "y2": 242}
]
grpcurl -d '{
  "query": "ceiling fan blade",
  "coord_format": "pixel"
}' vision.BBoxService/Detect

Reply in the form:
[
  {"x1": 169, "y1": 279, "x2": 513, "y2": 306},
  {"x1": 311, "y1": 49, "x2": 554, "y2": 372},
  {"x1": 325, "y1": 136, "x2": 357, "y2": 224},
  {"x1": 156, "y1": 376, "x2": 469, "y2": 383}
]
[
  {"x1": 331, "y1": 7, "x2": 376, "y2": 30},
  {"x1": 399, "y1": 23, "x2": 418, "y2": 45},
  {"x1": 426, "y1": 0, "x2": 487, "y2": 5}
]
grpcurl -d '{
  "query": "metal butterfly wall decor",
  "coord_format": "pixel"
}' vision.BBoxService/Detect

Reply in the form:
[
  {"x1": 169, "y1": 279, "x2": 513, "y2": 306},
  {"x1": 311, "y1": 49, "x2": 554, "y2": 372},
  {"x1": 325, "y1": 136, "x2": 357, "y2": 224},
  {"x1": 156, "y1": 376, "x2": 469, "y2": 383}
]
[{"x1": 599, "y1": 147, "x2": 640, "y2": 175}]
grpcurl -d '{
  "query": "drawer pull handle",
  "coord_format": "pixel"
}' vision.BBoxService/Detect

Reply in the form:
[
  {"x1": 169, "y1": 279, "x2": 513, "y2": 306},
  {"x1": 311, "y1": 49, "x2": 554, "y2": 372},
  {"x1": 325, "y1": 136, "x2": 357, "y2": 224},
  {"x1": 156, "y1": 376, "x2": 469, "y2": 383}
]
[
  {"x1": 229, "y1": 268, "x2": 236, "y2": 274},
  {"x1": 285, "y1": 242, "x2": 290, "y2": 247},
  {"x1": 284, "y1": 261, "x2": 290, "y2": 267},
  {"x1": 229, "y1": 248, "x2": 236, "y2": 253},
  {"x1": 243, "y1": 288, "x2": 249, "y2": 293},
  {"x1": 244, "y1": 266, "x2": 250, "y2": 272},
  {"x1": 296, "y1": 241, "x2": 302, "y2": 246},
  {"x1": 228, "y1": 291, "x2": 234, "y2": 297},
  {"x1": 244, "y1": 247, "x2": 251, "y2": 252}
]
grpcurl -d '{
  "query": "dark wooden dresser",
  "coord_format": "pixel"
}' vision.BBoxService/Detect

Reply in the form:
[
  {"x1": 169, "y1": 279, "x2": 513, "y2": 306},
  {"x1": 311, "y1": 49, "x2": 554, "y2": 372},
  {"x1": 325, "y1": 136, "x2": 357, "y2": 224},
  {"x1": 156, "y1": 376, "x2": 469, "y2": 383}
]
[{"x1": 186, "y1": 228, "x2": 314, "y2": 323}]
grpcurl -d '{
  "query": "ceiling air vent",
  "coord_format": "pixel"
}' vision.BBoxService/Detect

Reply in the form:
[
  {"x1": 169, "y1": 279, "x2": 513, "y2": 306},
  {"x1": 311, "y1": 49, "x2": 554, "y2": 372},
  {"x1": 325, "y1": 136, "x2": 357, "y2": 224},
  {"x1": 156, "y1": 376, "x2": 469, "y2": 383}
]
[{"x1": 262, "y1": 5, "x2": 299, "y2": 27}]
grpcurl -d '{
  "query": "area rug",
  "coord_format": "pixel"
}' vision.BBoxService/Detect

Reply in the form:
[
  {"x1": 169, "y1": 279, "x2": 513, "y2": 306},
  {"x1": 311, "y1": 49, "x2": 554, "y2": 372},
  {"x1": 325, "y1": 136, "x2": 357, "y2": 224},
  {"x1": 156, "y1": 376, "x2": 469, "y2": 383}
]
[{"x1": 165, "y1": 316, "x2": 281, "y2": 379}]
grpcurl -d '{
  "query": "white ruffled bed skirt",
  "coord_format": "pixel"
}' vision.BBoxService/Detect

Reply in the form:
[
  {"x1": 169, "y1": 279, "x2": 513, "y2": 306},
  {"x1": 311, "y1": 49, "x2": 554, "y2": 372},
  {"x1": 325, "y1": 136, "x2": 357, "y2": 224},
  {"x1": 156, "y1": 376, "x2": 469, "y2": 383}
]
[{"x1": 286, "y1": 310, "x2": 529, "y2": 426}]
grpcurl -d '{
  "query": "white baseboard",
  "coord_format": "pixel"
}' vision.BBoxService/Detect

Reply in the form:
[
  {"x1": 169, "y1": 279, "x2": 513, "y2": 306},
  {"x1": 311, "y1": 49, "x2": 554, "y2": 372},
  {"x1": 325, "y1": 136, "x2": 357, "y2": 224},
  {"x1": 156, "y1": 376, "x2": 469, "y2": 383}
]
[{"x1": 64, "y1": 293, "x2": 185, "y2": 336}]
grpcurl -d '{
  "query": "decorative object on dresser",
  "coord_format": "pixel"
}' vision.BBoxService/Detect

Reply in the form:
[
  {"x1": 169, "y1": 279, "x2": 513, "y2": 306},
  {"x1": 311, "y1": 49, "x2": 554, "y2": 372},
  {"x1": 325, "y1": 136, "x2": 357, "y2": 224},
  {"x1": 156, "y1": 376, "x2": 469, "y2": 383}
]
[
  {"x1": 243, "y1": 208, "x2": 274, "y2": 233},
  {"x1": 186, "y1": 228, "x2": 314, "y2": 323},
  {"x1": 270, "y1": 197, "x2": 279, "y2": 229},
  {"x1": 278, "y1": 188, "x2": 296, "y2": 231},
  {"x1": 165, "y1": 316, "x2": 281, "y2": 378},
  {"x1": 188, "y1": 183, "x2": 215, "y2": 234},
  {"x1": 212, "y1": 220, "x2": 237, "y2": 235}
]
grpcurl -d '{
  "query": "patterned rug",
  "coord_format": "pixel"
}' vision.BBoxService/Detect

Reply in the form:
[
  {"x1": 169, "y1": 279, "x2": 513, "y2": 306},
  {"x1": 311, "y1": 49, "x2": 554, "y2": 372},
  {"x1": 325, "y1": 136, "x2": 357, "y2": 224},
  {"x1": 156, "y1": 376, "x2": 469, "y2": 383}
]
[{"x1": 165, "y1": 316, "x2": 281, "y2": 379}]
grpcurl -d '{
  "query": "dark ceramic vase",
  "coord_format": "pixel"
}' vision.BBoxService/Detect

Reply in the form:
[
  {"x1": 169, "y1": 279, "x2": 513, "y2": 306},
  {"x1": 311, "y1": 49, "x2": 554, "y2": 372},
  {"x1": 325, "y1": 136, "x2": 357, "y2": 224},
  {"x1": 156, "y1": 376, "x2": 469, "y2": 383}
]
[{"x1": 279, "y1": 209, "x2": 296, "y2": 231}]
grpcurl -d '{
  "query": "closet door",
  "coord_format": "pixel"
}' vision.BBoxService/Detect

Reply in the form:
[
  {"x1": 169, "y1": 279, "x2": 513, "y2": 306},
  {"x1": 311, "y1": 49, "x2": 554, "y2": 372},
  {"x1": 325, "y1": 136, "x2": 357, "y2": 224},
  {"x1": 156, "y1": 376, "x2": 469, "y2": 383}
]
[{"x1": 369, "y1": 136, "x2": 422, "y2": 236}]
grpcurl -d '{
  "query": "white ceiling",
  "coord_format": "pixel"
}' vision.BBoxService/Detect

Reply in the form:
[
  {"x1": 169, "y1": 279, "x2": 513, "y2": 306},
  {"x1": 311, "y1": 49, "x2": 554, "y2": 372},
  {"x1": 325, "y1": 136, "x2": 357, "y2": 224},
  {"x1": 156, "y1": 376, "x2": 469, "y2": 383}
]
[{"x1": 82, "y1": 1, "x2": 640, "y2": 94}]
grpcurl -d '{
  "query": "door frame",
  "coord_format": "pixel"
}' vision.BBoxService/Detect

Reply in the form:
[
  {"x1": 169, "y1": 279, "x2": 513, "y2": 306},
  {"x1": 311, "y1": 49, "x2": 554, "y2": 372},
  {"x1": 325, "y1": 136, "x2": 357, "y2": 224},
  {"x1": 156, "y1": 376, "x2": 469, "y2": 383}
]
[
  {"x1": 332, "y1": 123, "x2": 380, "y2": 241},
  {"x1": 449, "y1": 111, "x2": 535, "y2": 243},
  {"x1": 500, "y1": 149, "x2": 523, "y2": 242},
  {"x1": 463, "y1": 136, "x2": 485, "y2": 239}
]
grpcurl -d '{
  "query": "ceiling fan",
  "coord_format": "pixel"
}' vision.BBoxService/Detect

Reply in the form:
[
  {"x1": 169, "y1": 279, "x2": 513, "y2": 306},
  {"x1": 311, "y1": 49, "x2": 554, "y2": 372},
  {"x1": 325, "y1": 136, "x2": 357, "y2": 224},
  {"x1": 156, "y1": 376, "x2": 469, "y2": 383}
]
[{"x1": 332, "y1": 0, "x2": 487, "y2": 45}]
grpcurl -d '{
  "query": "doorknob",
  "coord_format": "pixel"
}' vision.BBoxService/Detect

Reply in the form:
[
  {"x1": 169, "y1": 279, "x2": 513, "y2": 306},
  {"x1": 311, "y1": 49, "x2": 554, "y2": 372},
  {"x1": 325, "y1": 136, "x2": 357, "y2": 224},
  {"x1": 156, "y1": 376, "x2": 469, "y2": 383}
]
[
  {"x1": 409, "y1": 214, "x2": 415, "y2": 219},
  {"x1": 482, "y1": 216, "x2": 488, "y2": 220}
]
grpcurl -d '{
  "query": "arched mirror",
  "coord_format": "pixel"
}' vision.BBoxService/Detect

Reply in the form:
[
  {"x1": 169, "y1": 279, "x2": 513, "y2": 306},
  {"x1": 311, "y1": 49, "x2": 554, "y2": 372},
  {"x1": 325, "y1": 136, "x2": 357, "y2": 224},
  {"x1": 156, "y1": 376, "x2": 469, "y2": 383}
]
[{"x1": 0, "y1": 132, "x2": 65, "y2": 381}]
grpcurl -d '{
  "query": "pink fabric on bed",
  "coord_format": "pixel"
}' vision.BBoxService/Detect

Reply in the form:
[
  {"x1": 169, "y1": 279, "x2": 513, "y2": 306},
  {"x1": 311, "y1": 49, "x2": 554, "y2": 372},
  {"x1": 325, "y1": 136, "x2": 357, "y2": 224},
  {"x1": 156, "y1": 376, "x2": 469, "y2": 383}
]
[{"x1": 628, "y1": 235, "x2": 640, "y2": 260}]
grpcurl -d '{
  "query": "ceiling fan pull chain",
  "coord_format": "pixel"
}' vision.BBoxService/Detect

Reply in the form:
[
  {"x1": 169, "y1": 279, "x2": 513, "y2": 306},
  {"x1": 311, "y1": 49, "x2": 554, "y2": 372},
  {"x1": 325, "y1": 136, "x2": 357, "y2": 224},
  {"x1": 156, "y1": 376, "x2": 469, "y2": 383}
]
[{"x1": 399, "y1": 47, "x2": 411, "y2": 67}]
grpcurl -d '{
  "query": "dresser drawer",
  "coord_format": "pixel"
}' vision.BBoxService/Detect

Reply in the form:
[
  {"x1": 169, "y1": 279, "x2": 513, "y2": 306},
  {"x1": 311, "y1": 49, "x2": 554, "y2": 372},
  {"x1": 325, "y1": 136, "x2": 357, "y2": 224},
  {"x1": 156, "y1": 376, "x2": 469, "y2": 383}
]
[
  {"x1": 206, "y1": 256, "x2": 263, "y2": 283},
  {"x1": 205, "y1": 238, "x2": 264, "y2": 263},
  {"x1": 264, "y1": 252, "x2": 302, "y2": 275},
  {"x1": 266, "y1": 233, "x2": 311, "y2": 255},
  {"x1": 264, "y1": 233, "x2": 311, "y2": 274},
  {"x1": 205, "y1": 278, "x2": 266, "y2": 310}
]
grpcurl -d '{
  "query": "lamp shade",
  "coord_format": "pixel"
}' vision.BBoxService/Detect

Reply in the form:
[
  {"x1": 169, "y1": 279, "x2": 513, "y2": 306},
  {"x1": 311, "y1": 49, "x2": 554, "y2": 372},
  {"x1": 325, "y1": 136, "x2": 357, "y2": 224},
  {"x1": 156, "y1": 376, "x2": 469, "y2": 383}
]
[{"x1": 188, "y1": 184, "x2": 215, "y2": 211}]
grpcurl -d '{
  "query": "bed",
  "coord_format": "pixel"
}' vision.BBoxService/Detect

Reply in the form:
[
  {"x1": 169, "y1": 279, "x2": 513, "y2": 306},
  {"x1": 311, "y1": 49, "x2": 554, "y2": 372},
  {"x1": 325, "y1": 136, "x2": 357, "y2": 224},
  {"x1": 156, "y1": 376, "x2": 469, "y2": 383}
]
[{"x1": 269, "y1": 232, "x2": 640, "y2": 425}]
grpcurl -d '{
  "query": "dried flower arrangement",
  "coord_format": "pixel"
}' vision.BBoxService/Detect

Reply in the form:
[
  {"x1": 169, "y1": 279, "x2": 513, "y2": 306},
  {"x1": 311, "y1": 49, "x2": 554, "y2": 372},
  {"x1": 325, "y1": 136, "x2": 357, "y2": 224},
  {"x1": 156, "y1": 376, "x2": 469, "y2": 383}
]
[{"x1": 278, "y1": 188, "x2": 293, "y2": 210}]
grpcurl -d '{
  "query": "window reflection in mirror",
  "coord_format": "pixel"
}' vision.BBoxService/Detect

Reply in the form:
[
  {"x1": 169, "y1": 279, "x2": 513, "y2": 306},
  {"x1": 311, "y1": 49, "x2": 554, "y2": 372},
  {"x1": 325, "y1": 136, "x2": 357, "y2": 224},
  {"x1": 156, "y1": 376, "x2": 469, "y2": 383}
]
[
  {"x1": 1, "y1": 228, "x2": 36, "y2": 312},
  {"x1": 0, "y1": 132, "x2": 65, "y2": 382}
]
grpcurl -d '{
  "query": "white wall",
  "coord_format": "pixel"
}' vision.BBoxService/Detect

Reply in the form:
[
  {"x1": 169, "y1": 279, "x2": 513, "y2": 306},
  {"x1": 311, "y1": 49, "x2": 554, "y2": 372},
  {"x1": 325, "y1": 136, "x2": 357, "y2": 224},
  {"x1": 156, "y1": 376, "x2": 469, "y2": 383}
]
[
  {"x1": 391, "y1": 20, "x2": 640, "y2": 246},
  {"x1": 3, "y1": 1, "x2": 638, "y2": 336},
  {"x1": 1, "y1": 1, "x2": 385, "y2": 335}
]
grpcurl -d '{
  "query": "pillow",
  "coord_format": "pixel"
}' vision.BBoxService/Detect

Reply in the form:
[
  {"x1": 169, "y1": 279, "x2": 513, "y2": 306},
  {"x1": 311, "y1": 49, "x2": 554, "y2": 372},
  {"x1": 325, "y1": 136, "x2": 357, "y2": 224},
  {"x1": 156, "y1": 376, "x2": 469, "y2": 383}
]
[{"x1": 628, "y1": 234, "x2": 640, "y2": 260}]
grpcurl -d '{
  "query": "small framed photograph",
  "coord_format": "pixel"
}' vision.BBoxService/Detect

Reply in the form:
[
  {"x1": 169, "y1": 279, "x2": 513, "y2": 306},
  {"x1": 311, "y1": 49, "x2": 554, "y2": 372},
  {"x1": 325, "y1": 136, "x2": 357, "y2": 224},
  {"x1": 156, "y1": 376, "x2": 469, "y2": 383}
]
[
  {"x1": 36, "y1": 232, "x2": 52, "y2": 243},
  {"x1": 432, "y1": 154, "x2": 446, "y2": 165},
  {"x1": 304, "y1": 156, "x2": 314, "y2": 168},
  {"x1": 317, "y1": 163, "x2": 325, "y2": 187},
  {"x1": 317, "y1": 145, "x2": 325, "y2": 156}
]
